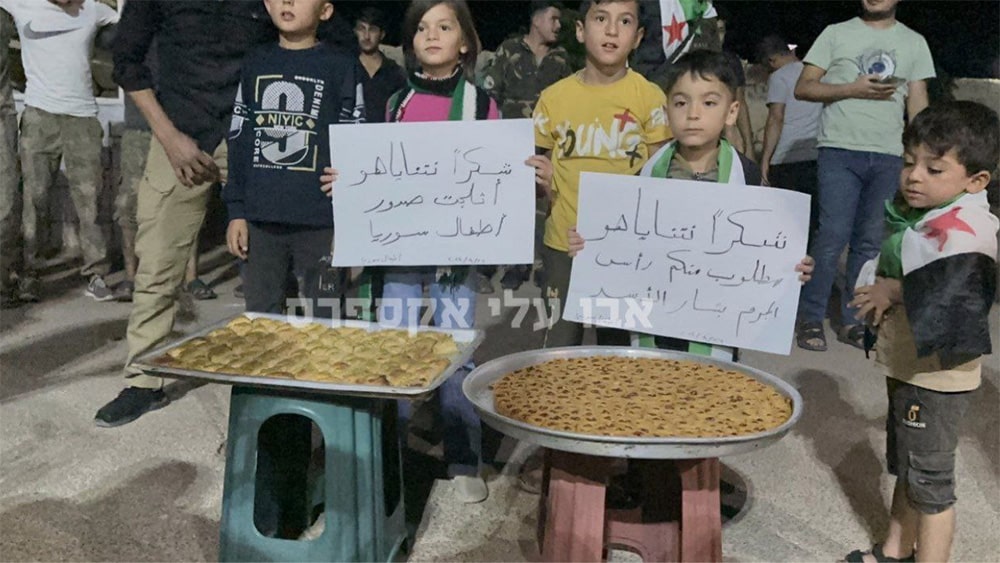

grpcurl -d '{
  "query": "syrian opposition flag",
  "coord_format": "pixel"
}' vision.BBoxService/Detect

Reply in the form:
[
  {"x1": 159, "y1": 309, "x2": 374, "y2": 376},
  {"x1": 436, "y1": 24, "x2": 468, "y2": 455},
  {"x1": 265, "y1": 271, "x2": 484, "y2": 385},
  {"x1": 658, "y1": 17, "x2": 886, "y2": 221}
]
[
  {"x1": 660, "y1": 0, "x2": 717, "y2": 62},
  {"x1": 894, "y1": 191, "x2": 997, "y2": 357}
]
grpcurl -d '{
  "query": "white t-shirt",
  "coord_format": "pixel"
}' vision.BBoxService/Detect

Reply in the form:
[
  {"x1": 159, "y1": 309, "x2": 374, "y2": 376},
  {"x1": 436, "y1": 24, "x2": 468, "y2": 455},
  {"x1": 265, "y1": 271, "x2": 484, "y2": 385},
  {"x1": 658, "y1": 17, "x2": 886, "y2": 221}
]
[
  {"x1": 766, "y1": 61, "x2": 822, "y2": 165},
  {"x1": 0, "y1": 0, "x2": 118, "y2": 117}
]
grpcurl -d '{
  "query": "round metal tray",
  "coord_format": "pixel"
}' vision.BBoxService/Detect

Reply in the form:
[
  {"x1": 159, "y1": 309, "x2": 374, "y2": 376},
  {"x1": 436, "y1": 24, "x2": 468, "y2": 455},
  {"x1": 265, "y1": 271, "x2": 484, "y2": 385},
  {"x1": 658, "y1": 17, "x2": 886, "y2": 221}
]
[{"x1": 463, "y1": 346, "x2": 803, "y2": 459}]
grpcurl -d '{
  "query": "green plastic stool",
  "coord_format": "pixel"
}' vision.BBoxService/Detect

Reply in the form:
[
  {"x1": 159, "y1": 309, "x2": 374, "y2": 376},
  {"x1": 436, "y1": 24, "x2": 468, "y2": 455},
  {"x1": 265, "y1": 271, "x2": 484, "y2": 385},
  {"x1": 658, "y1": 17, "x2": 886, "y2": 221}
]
[{"x1": 219, "y1": 386, "x2": 407, "y2": 562}]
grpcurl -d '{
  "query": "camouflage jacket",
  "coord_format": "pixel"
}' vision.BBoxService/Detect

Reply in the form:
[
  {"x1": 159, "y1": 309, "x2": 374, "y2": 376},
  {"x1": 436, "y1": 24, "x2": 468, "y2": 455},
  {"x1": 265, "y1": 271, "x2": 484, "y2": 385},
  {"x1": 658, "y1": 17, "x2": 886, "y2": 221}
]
[{"x1": 482, "y1": 37, "x2": 571, "y2": 119}]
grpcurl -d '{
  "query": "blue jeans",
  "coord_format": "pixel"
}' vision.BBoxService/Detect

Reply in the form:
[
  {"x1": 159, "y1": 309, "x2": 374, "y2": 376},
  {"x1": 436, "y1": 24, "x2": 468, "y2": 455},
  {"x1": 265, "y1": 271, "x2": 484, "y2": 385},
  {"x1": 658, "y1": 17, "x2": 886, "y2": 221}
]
[
  {"x1": 798, "y1": 148, "x2": 903, "y2": 327},
  {"x1": 379, "y1": 270, "x2": 481, "y2": 477}
]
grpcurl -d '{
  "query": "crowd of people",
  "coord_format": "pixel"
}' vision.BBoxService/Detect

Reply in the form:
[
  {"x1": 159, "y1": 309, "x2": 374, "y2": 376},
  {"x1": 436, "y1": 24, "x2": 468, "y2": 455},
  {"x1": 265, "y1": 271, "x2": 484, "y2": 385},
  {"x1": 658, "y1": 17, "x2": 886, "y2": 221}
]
[{"x1": 2, "y1": 0, "x2": 997, "y2": 561}]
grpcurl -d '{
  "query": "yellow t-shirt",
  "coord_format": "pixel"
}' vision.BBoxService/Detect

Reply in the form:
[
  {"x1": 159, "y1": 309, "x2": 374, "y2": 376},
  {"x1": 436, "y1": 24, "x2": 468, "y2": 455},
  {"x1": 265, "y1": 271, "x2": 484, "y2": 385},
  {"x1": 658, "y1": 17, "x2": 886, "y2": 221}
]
[{"x1": 534, "y1": 69, "x2": 670, "y2": 251}]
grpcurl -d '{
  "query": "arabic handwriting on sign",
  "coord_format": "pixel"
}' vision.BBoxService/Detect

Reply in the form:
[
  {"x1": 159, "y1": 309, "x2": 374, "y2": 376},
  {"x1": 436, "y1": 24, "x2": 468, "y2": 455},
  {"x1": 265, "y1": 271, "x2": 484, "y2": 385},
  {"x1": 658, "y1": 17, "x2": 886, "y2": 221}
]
[
  {"x1": 432, "y1": 182, "x2": 495, "y2": 208},
  {"x1": 588, "y1": 287, "x2": 639, "y2": 300},
  {"x1": 454, "y1": 147, "x2": 514, "y2": 184},
  {"x1": 435, "y1": 215, "x2": 508, "y2": 238},
  {"x1": 653, "y1": 199, "x2": 696, "y2": 240},
  {"x1": 368, "y1": 220, "x2": 430, "y2": 246},
  {"x1": 644, "y1": 286, "x2": 688, "y2": 313},
  {"x1": 736, "y1": 300, "x2": 779, "y2": 336},
  {"x1": 666, "y1": 249, "x2": 700, "y2": 282},
  {"x1": 350, "y1": 142, "x2": 440, "y2": 186},
  {"x1": 691, "y1": 288, "x2": 727, "y2": 316},
  {"x1": 632, "y1": 188, "x2": 650, "y2": 239},
  {"x1": 704, "y1": 208, "x2": 788, "y2": 255},
  {"x1": 363, "y1": 194, "x2": 425, "y2": 214},
  {"x1": 593, "y1": 251, "x2": 654, "y2": 271}
]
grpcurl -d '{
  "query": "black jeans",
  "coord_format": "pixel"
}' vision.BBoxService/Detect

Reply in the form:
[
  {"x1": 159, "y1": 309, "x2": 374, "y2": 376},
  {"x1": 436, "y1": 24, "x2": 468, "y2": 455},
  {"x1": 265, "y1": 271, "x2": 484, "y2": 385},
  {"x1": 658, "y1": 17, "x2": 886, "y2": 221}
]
[
  {"x1": 244, "y1": 221, "x2": 335, "y2": 318},
  {"x1": 769, "y1": 159, "x2": 818, "y2": 244},
  {"x1": 244, "y1": 221, "x2": 334, "y2": 537}
]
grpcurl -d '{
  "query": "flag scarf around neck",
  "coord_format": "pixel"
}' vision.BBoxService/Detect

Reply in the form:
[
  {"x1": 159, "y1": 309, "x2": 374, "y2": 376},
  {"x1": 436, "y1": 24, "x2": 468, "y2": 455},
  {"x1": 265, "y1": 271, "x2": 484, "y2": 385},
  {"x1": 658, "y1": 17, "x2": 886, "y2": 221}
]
[
  {"x1": 387, "y1": 68, "x2": 491, "y2": 286},
  {"x1": 632, "y1": 139, "x2": 744, "y2": 359},
  {"x1": 659, "y1": 0, "x2": 717, "y2": 62},
  {"x1": 859, "y1": 190, "x2": 999, "y2": 358}
]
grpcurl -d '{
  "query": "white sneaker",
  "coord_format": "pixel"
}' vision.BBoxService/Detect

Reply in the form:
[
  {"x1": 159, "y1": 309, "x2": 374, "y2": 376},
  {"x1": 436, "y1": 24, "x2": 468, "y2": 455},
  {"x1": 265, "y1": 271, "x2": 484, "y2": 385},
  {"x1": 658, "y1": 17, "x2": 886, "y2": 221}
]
[
  {"x1": 452, "y1": 475, "x2": 488, "y2": 504},
  {"x1": 298, "y1": 513, "x2": 325, "y2": 541}
]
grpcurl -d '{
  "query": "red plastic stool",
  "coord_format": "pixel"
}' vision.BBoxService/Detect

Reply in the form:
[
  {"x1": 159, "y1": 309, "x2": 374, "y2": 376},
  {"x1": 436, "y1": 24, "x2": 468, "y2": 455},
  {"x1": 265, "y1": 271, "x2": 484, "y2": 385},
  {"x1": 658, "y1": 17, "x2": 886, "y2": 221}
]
[{"x1": 537, "y1": 449, "x2": 721, "y2": 562}]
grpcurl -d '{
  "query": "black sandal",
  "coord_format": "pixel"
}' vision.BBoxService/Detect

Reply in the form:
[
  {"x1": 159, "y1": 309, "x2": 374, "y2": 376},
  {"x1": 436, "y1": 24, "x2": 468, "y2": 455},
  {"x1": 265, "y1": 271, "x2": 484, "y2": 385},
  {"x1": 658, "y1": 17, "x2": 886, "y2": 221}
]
[
  {"x1": 838, "y1": 324, "x2": 866, "y2": 350},
  {"x1": 844, "y1": 543, "x2": 914, "y2": 563},
  {"x1": 796, "y1": 321, "x2": 827, "y2": 352},
  {"x1": 185, "y1": 278, "x2": 217, "y2": 300}
]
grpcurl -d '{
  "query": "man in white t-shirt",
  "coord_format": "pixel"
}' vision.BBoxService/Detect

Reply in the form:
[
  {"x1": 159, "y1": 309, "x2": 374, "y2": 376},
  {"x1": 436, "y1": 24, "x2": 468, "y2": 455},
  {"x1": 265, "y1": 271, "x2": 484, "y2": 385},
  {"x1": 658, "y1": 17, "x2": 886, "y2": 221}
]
[
  {"x1": 0, "y1": 0, "x2": 119, "y2": 302},
  {"x1": 758, "y1": 35, "x2": 822, "y2": 240}
]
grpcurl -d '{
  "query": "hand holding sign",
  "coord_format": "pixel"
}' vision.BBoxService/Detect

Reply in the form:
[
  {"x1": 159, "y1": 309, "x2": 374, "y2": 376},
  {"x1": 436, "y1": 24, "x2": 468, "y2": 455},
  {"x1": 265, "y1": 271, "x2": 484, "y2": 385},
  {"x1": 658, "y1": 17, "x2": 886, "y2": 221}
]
[{"x1": 564, "y1": 173, "x2": 811, "y2": 355}]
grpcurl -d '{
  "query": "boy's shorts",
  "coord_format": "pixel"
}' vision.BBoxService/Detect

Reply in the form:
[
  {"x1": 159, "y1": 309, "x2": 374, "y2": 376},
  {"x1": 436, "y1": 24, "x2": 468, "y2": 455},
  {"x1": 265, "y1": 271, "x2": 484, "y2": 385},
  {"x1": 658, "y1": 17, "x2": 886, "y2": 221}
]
[{"x1": 885, "y1": 377, "x2": 974, "y2": 514}]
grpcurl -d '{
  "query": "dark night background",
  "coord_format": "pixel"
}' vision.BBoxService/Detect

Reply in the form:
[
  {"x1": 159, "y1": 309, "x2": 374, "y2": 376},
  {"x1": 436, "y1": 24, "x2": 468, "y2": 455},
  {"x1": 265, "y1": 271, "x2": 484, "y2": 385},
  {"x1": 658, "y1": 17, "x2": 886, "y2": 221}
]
[{"x1": 333, "y1": 1, "x2": 1000, "y2": 78}]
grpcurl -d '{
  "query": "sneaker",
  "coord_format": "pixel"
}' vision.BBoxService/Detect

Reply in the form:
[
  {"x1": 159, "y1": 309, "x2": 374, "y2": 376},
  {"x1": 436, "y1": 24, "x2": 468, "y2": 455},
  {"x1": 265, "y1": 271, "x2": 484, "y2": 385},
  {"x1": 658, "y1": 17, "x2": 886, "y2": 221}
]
[
  {"x1": 452, "y1": 475, "x2": 488, "y2": 504},
  {"x1": 234, "y1": 284, "x2": 245, "y2": 299},
  {"x1": 474, "y1": 272, "x2": 495, "y2": 295},
  {"x1": 94, "y1": 387, "x2": 171, "y2": 428},
  {"x1": 17, "y1": 276, "x2": 41, "y2": 303},
  {"x1": 85, "y1": 275, "x2": 115, "y2": 302},
  {"x1": 113, "y1": 280, "x2": 135, "y2": 302},
  {"x1": 298, "y1": 513, "x2": 326, "y2": 541}
]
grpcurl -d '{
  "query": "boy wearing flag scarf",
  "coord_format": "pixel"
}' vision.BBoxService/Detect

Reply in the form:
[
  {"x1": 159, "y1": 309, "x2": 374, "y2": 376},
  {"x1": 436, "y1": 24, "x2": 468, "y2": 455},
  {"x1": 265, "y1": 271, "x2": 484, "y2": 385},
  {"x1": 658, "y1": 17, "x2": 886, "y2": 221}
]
[
  {"x1": 847, "y1": 101, "x2": 999, "y2": 563},
  {"x1": 569, "y1": 49, "x2": 814, "y2": 359}
]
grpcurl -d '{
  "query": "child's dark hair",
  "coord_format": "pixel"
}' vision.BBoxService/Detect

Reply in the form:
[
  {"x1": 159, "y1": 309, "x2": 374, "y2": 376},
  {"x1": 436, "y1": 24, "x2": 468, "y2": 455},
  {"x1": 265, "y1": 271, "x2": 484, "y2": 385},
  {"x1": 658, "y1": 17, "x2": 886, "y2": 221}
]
[
  {"x1": 662, "y1": 50, "x2": 740, "y2": 98},
  {"x1": 577, "y1": 0, "x2": 644, "y2": 24},
  {"x1": 402, "y1": 0, "x2": 481, "y2": 80},
  {"x1": 903, "y1": 101, "x2": 1000, "y2": 177},
  {"x1": 356, "y1": 6, "x2": 387, "y2": 29}
]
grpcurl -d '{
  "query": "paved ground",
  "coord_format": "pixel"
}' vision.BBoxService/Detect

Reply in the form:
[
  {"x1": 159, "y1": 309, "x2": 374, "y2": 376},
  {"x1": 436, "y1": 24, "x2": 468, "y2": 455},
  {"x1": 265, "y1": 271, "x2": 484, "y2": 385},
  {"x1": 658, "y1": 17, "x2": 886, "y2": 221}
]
[{"x1": 1, "y1": 255, "x2": 998, "y2": 562}]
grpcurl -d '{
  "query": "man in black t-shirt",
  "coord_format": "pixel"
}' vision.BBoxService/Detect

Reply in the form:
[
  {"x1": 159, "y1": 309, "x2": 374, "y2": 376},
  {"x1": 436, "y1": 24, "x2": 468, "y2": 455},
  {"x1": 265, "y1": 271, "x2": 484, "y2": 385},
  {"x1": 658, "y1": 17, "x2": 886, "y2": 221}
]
[{"x1": 354, "y1": 7, "x2": 405, "y2": 123}]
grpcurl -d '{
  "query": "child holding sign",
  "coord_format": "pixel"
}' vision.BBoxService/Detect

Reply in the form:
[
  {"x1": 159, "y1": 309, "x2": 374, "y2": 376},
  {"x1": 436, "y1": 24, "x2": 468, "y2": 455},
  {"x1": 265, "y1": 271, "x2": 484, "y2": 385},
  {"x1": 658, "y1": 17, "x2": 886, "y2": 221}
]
[
  {"x1": 568, "y1": 50, "x2": 815, "y2": 358},
  {"x1": 322, "y1": 0, "x2": 550, "y2": 504},
  {"x1": 845, "y1": 102, "x2": 999, "y2": 563}
]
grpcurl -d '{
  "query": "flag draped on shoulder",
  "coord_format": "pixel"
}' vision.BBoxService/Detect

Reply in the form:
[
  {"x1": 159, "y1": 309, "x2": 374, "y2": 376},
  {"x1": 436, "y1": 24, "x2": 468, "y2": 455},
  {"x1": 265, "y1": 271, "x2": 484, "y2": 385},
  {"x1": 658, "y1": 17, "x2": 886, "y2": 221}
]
[
  {"x1": 659, "y1": 0, "x2": 716, "y2": 62},
  {"x1": 862, "y1": 191, "x2": 999, "y2": 359},
  {"x1": 900, "y1": 191, "x2": 998, "y2": 358}
]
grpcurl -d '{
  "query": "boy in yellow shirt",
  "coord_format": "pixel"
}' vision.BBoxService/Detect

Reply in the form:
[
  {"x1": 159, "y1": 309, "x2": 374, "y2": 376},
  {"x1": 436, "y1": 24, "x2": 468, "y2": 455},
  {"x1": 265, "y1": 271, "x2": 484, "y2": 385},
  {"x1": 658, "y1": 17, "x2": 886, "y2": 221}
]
[{"x1": 534, "y1": 0, "x2": 670, "y2": 347}]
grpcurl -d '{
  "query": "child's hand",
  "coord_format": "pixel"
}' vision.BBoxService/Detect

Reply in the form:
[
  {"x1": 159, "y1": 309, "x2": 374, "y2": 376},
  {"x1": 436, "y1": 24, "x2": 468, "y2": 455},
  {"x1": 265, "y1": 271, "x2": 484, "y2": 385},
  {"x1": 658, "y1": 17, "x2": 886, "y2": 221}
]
[
  {"x1": 525, "y1": 154, "x2": 553, "y2": 199},
  {"x1": 226, "y1": 219, "x2": 249, "y2": 260},
  {"x1": 567, "y1": 226, "x2": 585, "y2": 257},
  {"x1": 850, "y1": 277, "x2": 901, "y2": 326},
  {"x1": 320, "y1": 167, "x2": 339, "y2": 198},
  {"x1": 794, "y1": 255, "x2": 814, "y2": 284}
]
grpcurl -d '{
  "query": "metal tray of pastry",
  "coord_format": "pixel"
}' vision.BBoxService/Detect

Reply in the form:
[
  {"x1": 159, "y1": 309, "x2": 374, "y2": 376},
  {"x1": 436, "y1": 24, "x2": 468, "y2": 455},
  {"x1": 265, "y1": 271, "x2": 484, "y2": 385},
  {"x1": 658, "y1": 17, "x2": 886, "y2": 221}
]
[
  {"x1": 131, "y1": 312, "x2": 484, "y2": 398},
  {"x1": 463, "y1": 346, "x2": 803, "y2": 459}
]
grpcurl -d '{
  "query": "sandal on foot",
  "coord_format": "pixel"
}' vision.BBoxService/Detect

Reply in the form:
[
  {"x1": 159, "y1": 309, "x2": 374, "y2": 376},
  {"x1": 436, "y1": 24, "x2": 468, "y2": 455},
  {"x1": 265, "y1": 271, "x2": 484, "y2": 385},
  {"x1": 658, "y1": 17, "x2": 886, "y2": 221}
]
[
  {"x1": 185, "y1": 278, "x2": 217, "y2": 300},
  {"x1": 838, "y1": 324, "x2": 866, "y2": 350},
  {"x1": 796, "y1": 321, "x2": 827, "y2": 351},
  {"x1": 844, "y1": 543, "x2": 914, "y2": 563}
]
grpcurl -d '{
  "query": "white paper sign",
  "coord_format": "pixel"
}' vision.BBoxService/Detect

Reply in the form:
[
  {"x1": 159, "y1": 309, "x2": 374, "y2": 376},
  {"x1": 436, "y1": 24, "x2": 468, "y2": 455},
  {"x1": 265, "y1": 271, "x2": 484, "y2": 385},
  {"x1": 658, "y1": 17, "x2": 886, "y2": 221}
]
[
  {"x1": 330, "y1": 119, "x2": 535, "y2": 266},
  {"x1": 564, "y1": 173, "x2": 810, "y2": 355}
]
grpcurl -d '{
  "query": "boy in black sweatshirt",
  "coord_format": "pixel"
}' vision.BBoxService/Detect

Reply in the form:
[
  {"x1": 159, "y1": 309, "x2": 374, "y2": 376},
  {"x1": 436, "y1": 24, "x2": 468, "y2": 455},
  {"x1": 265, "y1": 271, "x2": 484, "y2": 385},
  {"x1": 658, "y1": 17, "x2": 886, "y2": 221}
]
[{"x1": 225, "y1": 0, "x2": 364, "y2": 317}]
